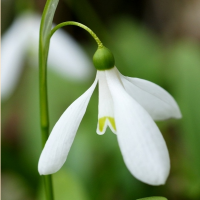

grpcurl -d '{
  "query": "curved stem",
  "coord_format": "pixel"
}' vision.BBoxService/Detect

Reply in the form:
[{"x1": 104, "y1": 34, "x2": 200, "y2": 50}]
[{"x1": 50, "y1": 21, "x2": 103, "y2": 48}]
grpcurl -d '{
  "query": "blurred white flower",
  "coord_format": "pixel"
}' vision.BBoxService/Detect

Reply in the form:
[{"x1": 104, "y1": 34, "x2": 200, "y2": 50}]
[
  {"x1": 1, "y1": 13, "x2": 93, "y2": 100},
  {"x1": 38, "y1": 66, "x2": 181, "y2": 186}
]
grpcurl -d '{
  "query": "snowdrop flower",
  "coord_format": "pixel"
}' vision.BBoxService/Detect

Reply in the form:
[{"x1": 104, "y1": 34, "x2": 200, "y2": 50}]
[
  {"x1": 38, "y1": 46, "x2": 181, "y2": 185},
  {"x1": 1, "y1": 13, "x2": 93, "y2": 100}
]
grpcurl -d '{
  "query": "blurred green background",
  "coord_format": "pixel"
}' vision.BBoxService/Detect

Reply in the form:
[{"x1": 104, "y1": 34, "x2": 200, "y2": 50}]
[{"x1": 1, "y1": 0, "x2": 200, "y2": 200}]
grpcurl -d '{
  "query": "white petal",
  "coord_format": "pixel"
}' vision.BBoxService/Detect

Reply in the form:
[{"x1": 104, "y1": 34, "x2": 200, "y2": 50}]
[
  {"x1": 106, "y1": 67, "x2": 170, "y2": 185},
  {"x1": 96, "y1": 71, "x2": 116, "y2": 135},
  {"x1": 120, "y1": 75, "x2": 182, "y2": 121},
  {"x1": 1, "y1": 14, "x2": 34, "y2": 100},
  {"x1": 38, "y1": 75, "x2": 98, "y2": 175}
]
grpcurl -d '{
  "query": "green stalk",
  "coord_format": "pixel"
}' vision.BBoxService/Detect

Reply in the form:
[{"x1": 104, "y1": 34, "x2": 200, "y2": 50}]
[
  {"x1": 50, "y1": 21, "x2": 103, "y2": 48},
  {"x1": 39, "y1": 0, "x2": 59, "y2": 200}
]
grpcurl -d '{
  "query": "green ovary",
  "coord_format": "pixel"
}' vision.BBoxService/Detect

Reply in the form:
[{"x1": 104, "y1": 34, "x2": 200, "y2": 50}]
[{"x1": 99, "y1": 117, "x2": 116, "y2": 132}]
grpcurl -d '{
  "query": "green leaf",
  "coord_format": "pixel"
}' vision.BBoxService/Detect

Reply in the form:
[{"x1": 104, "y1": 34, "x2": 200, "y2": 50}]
[{"x1": 40, "y1": 0, "x2": 59, "y2": 46}]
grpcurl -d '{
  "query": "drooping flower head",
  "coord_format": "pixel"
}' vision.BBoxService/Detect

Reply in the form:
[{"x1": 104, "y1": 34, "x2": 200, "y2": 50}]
[{"x1": 38, "y1": 45, "x2": 181, "y2": 185}]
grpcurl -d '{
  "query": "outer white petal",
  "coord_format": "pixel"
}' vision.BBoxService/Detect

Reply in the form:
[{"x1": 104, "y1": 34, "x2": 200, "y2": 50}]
[
  {"x1": 38, "y1": 75, "x2": 98, "y2": 175},
  {"x1": 1, "y1": 14, "x2": 34, "y2": 100},
  {"x1": 120, "y1": 75, "x2": 182, "y2": 121},
  {"x1": 106, "y1": 67, "x2": 170, "y2": 185},
  {"x1": 96, "y1": 71, "x2": 116, "y2": 135}
]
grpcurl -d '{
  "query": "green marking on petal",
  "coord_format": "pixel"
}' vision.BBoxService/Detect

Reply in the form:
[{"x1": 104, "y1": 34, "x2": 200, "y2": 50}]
[
  {"x1": 98, "y1": 116, "x2": 116, "y2": 132},
  {"x1": 107, "y1": 117, "x2": 116, "y2": 131},
  {"x1": 99, "y1": 117, "x2": 107, "y2": 132}
]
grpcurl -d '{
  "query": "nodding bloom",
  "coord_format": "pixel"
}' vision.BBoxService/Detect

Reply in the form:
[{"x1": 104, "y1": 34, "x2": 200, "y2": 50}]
[
  {"x1": 1, "y1": 13, "x2": 93, "y2": 100},
  {"x1": 38, "y1": 46, "x2": 181, "y2": 185}
]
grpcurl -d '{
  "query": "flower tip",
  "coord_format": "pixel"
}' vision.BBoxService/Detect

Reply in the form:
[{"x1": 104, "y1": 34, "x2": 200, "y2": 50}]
[
  {"x1": 146, "y1": 176, "x2": 167, "y2": 186},
  {"x1": 155, "y1": 178, "x2": 167, "y2": 186},
  {"x1": 171, "y1": 108, "x2": 182, "y2": 120},
  {"x1": 176, "y1": 111, "x2": 182, "y2": 119},
  {"x1": 38, "y1": 165, "x2": 46, "y2": 176},
  {"x1": 134, "y1": 162, "x2": 170, "y2": 186},
  {"x1": 38, "y1": 164, "x2": 54, "y2": 176},
  {"x1": 148, "y1": 170, "x2": 169, "y2": 186},
  {"x1": 38, "y1": 159, "x2": 57, "y2": 176},
  {"x1": 38, "y1": 171, "x2": 44, "y2": 176},
  {"x1": 96, "y1": 130, "x2": 105, "y2": 135},
  {"x1": 173, "y1": 101, "x2": 182, "y2": 119}
]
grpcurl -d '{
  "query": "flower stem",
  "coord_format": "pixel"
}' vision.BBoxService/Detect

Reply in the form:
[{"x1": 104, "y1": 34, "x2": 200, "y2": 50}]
[
  {"x1": 39, "y1": 0, "x2": 59, "y2": 200},
  {"x1": 43, "y1": 175, "x2": 54, "y2": 200},
  {"x1": 50, "y1": 21, "x2": 103, "y2": 48}
]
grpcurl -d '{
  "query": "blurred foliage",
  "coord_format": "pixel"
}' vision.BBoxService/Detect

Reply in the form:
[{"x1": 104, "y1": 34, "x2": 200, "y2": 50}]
[
  {"x1": 137, "y1": 197, "x2": 167, "y2": 200},
  {"x1": 1, "y1": 0, "x2": 200, "y2": 200}
]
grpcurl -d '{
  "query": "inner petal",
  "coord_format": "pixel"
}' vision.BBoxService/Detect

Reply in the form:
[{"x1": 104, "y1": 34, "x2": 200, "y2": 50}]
[
  {"x1": 98, "y1": 116, "x2": 116, "y2": 135},
  {"x1": 96, "y1": 71, "x2": 116, "y2": 135}
]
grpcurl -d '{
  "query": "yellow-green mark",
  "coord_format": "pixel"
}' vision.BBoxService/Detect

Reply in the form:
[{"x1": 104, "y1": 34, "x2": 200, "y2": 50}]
[{"x1": 99, "y1": 116, "x2": 116, "y2": 132}]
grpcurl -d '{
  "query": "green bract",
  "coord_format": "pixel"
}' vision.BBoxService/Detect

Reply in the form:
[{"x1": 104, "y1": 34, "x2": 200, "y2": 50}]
[{"x1": 93, "y1": 46, "x2": 115, "y2": 70}]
